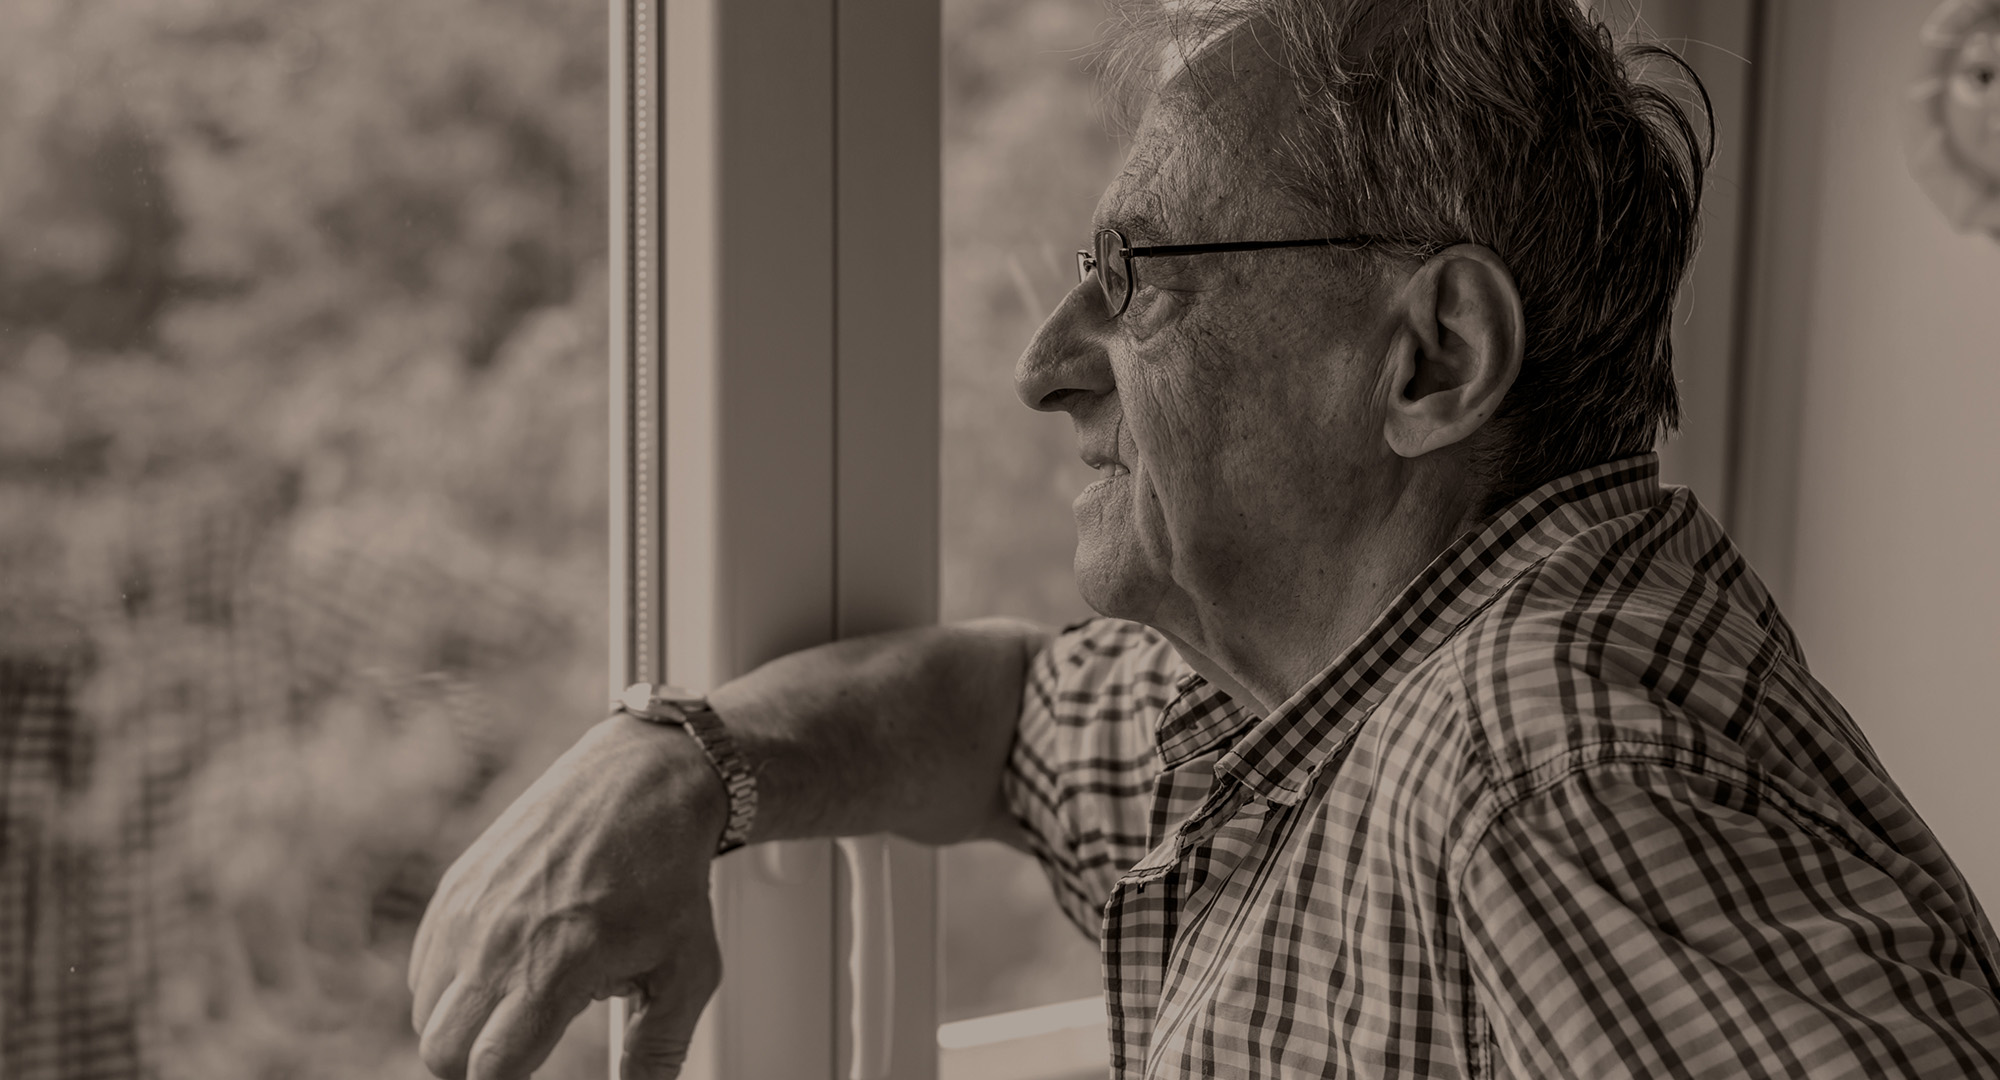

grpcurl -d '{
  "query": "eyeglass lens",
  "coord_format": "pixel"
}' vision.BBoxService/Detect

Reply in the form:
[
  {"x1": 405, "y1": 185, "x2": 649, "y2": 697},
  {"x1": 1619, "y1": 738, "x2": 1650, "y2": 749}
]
[{"x1": 1093, "y1": 229, "x2": 1131, "y2": 316}]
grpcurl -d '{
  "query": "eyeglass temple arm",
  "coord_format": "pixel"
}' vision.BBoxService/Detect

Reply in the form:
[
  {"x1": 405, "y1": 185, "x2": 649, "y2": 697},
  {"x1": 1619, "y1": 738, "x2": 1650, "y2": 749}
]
[{"x1": 1123, "y1": 235, "x2": 1385, "y2": 258}]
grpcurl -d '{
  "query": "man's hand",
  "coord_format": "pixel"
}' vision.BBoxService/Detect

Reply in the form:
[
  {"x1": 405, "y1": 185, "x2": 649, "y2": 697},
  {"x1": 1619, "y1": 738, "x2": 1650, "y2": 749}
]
[
  {"x1": 407, "y1": 620, "x2": 1046, "y2": 1079},
  {"x1": 408, "y1": 713, "x2": 728, "y2": 1080}
]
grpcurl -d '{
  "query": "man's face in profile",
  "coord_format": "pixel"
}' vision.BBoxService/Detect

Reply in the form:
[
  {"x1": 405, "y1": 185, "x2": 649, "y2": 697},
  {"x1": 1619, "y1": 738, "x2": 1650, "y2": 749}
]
[{"x1": 1014, "y1": 37, "x2": 1402, "y2": 639}]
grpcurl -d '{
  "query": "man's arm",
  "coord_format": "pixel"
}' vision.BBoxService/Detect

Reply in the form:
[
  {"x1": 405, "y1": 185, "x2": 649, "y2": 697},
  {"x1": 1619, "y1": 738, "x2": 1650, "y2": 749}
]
[
  {"x1": 1461, "y1": 760, "x2": 2000, "y2": 1078},
  {"x1": 408, "y1": 617, "x2": 1048, "y2": 1080},
  {"x1": 709, "y1": 617, "x2": 1047, "y2": 848}
]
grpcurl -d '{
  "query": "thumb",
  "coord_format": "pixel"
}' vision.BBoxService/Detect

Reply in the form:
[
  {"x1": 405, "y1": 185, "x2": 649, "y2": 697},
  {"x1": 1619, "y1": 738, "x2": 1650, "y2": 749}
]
[{"x1": 619, "y1": 926, "x2": 722, "y2": 1080}]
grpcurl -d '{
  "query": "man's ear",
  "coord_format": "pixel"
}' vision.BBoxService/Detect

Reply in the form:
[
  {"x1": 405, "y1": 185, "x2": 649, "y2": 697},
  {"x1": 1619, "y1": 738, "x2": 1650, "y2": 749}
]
[{"x1": 1379, "y1": 244, "x2": 1524, "y2": 458}]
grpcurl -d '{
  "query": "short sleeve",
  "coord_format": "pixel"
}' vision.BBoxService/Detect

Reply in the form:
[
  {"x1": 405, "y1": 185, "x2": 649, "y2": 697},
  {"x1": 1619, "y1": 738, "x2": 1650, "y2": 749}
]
[
  {"x1": 1458, "y1": 760, "x2": 2000, "y2": 1079},
  {"x1": 1002, "y1": 618, "x2": 1183, "y2": 937}
]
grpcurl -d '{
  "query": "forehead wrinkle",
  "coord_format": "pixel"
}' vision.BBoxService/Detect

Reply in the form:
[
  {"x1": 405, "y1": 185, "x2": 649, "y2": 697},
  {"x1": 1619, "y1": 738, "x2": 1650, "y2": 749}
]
[
  {"x1": 1098, "y1": 139, "x2": 1184, "y2": 241},
  {"x1": 1128, "y1": 86, "x2": 1301, "y2": 245},
  {"x1": 1096, "y1": 50, "x2": 1304, "y2": 250}
]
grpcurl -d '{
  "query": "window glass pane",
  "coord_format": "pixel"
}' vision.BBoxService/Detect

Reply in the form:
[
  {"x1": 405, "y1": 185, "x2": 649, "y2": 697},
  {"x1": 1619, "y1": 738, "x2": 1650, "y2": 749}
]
[
  {"x1": 0, "y1": 3, "x2": 608, "y2": 1076},
  {"x1": 939, "y1": 0, "x2": 1123, "y2": 1074}
]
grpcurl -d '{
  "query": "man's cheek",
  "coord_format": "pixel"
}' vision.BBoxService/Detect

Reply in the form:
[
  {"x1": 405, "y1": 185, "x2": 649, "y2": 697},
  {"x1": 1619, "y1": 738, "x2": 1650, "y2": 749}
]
[{"x1": 1136, "y1": 471, "x2": 1174, "y2": 569}]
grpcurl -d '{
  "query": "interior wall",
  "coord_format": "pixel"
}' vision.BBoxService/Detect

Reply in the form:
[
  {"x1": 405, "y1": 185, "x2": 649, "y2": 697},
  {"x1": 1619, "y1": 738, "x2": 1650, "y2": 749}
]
[
  {"x1": 1781, "y1": 0, "x2": 2000, "y2": 905},
  {"x1": 1616, "y1": 0, "x2": 1757, "y2": 510}
]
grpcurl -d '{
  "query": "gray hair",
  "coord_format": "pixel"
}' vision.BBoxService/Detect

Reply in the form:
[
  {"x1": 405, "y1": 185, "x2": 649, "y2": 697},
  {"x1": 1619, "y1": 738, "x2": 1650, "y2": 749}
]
[{"x1": 1099, "y1": 0, "x2": 1710, "y2": 509}]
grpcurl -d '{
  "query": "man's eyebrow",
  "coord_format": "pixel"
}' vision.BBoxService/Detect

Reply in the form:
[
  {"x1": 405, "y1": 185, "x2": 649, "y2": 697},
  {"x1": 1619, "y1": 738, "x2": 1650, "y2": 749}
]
[{"x1": 1100, "y1": 202, "x2": 1173, "y2": 244}]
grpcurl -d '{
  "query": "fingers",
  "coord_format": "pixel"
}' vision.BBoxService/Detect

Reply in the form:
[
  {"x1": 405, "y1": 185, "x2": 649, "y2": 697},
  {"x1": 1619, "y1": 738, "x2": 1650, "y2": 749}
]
[
  {"x1": 410, "y1": 928, "x2": 455, "y2": 1038},
  {"x1": 620, "y1": 933, "x2": 724, "y2": 1080},
  {"x1": 465, "y1": 979, "x2": 595, "y2": 1080},
  {"x1": 418, "y1": 973, "x2": 495, "y2": 1080},
  {"x1": 419, "y1": 963, "x2": 594, "y2": 1080},
  {"x1": 408, "y1": 860, "x2": 462, "y2": 1033}
]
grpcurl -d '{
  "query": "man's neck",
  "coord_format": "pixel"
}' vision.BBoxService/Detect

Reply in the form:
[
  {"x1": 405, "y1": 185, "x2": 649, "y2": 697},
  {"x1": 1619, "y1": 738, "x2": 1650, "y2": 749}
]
[{"x1": 1156, "y1": 472, "x2": 1485, "y2": 713}]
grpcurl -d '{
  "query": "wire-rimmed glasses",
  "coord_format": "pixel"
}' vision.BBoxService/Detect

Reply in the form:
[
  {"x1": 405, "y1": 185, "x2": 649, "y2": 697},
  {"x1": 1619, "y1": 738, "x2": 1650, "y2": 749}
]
[{"x1": 1076, "y1": 227, "x2": 1417, "y2": 318}]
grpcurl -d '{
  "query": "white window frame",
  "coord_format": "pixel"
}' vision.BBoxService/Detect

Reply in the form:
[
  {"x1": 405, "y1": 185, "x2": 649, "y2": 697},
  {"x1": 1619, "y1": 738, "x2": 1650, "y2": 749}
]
[{"x1": 609, "y1": 1, "x2": 942, "y2": 1077}]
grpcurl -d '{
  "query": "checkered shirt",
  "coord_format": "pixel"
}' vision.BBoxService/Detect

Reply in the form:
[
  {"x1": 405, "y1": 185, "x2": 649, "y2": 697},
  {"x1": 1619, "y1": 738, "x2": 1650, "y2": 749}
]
[{"x1": 1003, "y1": 455, "x2": 2000, "y2": 1079}]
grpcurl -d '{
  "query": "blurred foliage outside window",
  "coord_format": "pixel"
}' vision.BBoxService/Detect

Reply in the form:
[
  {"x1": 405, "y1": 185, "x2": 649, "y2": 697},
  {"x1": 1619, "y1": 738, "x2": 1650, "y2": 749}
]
[
  {"x1": 0, "y1": 2, "x2": 611, "y2": 1076},
  {"x1": 0, "y1": 0, "x2": 1130, "y2": 1076}
]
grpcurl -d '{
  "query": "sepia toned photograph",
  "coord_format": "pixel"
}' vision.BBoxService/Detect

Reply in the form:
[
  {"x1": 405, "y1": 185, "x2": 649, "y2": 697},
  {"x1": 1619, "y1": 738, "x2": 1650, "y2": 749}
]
[{"x1": 1, "y1": 1, "x2": 1996, "y2": 1078}]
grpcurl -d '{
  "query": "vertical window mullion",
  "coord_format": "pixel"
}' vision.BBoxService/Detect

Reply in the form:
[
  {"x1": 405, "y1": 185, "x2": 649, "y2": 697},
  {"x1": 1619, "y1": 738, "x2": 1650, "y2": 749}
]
[
  {"x1": 834, "y1": 1, "x2": 942, "y2": 1078},
  {"x1": 614, "y1": 0, "x2": 942, "y2": 1077}
]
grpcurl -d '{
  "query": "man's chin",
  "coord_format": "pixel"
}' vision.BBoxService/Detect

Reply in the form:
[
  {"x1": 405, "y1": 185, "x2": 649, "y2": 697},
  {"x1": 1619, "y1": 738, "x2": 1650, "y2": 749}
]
[{"x1": 1072, "y1": 542, "x2": 1164, "y2": 626}]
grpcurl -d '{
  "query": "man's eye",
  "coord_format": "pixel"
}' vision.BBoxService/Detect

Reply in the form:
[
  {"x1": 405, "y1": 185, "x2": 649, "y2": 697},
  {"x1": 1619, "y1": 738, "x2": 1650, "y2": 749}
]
[{"x1": 1122, "y1": 286, "x2": 1182, "y2": 339}]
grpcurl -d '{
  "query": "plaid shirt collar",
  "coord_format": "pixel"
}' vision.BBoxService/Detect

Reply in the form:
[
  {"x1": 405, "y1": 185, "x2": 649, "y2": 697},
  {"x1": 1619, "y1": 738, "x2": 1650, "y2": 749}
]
[{"x1": 1156, "y1": 453, "x2": 1665, "y2": 803}]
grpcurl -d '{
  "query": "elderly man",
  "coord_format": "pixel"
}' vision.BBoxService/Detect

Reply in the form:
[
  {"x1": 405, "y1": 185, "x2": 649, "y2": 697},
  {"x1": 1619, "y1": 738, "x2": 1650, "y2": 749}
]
[{"x1": 409, "y1": 1, "x2": 2000, "y2": 1077}]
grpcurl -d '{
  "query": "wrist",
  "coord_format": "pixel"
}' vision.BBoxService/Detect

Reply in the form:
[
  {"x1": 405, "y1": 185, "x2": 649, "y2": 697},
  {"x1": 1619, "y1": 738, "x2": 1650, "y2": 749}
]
[
  {"x1": 600, "y1": 710, "x2": 733, "y2": 854},
  {"x1": 611, "y1": 684, "x2": 757, "y2": 854}
]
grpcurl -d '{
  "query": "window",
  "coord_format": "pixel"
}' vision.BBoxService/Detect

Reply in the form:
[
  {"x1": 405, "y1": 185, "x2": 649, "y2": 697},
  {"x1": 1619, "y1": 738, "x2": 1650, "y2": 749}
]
[
  {"x1": 624, "y1": 1, "x2": 942, "y2": 1076},
  {"x1": 938, "y1": 0, "x2": 1125, "y2": 1077},
  {"x1": 0, "y1": 1, "x2": 613, "y2": 1077}
]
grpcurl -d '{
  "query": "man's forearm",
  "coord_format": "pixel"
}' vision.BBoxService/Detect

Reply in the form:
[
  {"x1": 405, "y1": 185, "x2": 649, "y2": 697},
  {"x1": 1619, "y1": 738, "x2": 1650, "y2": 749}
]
[
  {"x1": 409, "y1": 618, "x2": 1048, "y2": 1080},
  {"x1": 701, "y1": 617, "x2": 1049, "y2": 847}
]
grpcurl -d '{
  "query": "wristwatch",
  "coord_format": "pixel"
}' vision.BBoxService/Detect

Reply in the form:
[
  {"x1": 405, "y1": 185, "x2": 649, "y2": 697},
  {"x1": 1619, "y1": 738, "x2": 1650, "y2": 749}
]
[{"x1": 611, "y1": 683, "x2": 757, "y2": 855}]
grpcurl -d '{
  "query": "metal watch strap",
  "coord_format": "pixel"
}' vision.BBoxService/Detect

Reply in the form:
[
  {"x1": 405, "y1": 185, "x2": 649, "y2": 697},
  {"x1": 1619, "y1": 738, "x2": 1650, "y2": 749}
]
[{"x1": 612, "y1": 683, "x2": 757, "y2": 855}]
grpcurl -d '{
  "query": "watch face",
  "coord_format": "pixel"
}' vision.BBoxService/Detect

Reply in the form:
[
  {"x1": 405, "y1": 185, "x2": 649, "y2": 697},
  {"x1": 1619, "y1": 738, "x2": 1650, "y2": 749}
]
[{"x1": 618, "y1": 683, "x2": 657, "y2": 713}]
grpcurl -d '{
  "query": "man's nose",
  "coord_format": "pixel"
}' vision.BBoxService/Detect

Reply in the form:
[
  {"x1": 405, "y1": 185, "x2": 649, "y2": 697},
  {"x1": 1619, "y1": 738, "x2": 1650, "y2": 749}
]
[{"x1": 1014, "y1": 280, "x2": 1116, "y2": 413}]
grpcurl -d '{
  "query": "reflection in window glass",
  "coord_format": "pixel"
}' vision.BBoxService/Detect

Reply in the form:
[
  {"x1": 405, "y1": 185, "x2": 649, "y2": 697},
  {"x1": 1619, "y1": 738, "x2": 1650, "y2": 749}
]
[
  {"x1": 0, "y1": 3, "x2": 607, "y2": 1077},
  {"x1": 939, "y1": 0, "x2": 1123, "y2": 1074}
]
